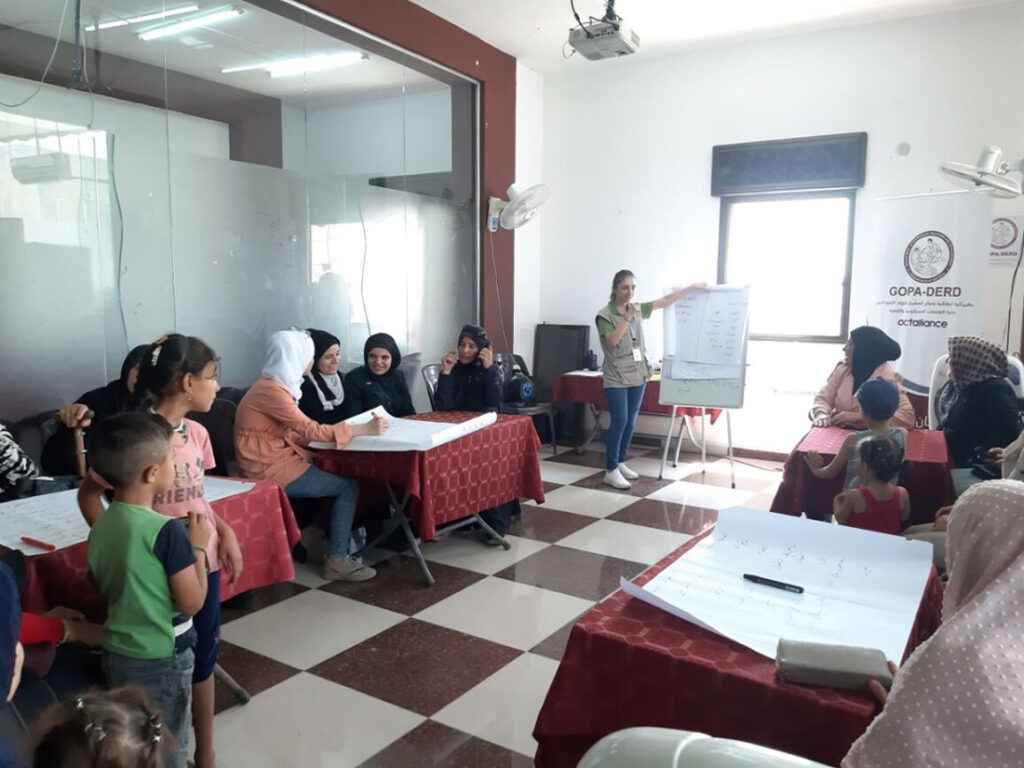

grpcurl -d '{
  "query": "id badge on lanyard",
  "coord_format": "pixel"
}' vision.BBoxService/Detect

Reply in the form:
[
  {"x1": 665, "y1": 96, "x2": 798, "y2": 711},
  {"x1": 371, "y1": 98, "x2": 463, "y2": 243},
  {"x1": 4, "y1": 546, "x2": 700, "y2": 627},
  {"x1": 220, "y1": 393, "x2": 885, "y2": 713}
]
[{"x1": 632, "y1": 347, "x2": 642, "y2": 362}]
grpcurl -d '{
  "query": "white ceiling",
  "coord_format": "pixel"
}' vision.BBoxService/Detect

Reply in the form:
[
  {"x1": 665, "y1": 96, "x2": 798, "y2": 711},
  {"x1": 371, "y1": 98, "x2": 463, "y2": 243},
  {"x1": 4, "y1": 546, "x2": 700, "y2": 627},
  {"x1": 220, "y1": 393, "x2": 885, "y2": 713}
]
[
  {"x1": 409, "y1": 0, "x2": 1012, "y2": 73},
  {"x1": 0, "y1": 0, "x2": 443, "y2": 105}
]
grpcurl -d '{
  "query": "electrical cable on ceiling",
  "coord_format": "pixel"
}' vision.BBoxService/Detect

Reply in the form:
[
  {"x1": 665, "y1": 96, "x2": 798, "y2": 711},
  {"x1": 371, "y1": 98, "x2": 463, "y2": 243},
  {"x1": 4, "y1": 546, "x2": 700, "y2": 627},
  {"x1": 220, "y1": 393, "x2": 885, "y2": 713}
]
[
  {"x1": 569, "y1": 0, "x2": 591, "y2": 37},
  {"x1": 0, "y1": 0, "x2": 73, "y2": 108}
]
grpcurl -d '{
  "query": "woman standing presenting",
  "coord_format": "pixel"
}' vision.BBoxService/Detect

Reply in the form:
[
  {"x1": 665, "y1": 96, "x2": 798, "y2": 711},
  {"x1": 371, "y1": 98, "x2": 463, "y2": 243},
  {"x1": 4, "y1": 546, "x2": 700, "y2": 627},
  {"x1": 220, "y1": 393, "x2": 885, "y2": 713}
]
[{"x1": 597, "y1": 270, "x2": 706, "y2": 489}]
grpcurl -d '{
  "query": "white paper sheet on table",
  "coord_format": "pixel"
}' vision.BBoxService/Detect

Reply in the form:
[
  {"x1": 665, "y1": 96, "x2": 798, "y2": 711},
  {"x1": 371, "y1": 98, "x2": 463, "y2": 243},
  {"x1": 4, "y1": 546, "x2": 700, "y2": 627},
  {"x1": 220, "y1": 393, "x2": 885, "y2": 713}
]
[
  {"x1": 308, "y1": 407, "x2": 497, "y2": 452},
  {"x1": 621, "y1": 507, "x2": 933, "y2": 662},
  {"x1": 0, "y1": 478, "x2": 257, "y2": 553},
  {"x1": 0, "y1": 490, "x2": 91, "y2": 552},
  {"x1": 202, "y1": 477, "x2": 256, "y2": 503}
]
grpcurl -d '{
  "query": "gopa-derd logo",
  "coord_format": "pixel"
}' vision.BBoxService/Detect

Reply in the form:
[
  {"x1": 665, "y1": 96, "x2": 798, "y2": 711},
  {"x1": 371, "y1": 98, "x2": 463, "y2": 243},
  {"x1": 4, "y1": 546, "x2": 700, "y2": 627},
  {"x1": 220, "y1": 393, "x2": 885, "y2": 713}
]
[{"x1": 903, "y1": 231, "x2": 953, "y2": 284}]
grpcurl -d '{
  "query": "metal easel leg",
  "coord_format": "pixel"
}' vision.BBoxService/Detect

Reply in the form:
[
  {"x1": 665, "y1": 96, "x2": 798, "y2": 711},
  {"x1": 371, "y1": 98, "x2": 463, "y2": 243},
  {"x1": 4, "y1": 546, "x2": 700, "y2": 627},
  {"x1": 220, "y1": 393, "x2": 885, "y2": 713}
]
[
  {"x1": 701, "y1": 407, "x2": 707, "y2": 476},
  {"x1": 673, "y1": 411, "x2": 686, "y2": 467},
  {"x1": 659, "y1": 407, "x2": 678, "y2": 480},
  {"x1": 726, "y1": 410, "x2": 736, "y2": 489},
  {"x1": 214, "y1": 664, "x2": 251, "y2": 705}
]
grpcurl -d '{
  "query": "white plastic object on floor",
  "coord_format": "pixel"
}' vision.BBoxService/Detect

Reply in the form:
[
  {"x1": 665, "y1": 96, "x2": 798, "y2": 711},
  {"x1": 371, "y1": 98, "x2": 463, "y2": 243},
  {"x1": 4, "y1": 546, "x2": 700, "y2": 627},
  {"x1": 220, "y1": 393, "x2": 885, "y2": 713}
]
[{"x1": 577, "y1": 727, "x2": 830, "y2": 768}]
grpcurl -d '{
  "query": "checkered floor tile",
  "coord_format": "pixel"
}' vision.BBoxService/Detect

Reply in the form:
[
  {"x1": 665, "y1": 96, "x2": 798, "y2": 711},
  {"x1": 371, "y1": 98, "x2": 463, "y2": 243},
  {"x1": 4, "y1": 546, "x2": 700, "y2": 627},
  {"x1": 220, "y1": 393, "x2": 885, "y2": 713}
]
[{"x1": 212, "y1": 447, "x2": 782, "y2": 765}]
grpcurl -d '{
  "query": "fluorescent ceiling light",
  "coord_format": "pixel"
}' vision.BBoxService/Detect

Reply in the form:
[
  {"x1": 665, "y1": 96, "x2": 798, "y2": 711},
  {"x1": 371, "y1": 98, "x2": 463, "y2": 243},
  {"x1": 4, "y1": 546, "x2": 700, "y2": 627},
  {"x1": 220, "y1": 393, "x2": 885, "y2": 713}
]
[
  {"x1": 138, "y1": 7, "x2": 242, "y2": 41},
  {"x1": 85, "y1": 5, "x2": 198, "y2": 32},
  {"x1": 221, "y1": 52, "x2": 367, "y2": 78}
]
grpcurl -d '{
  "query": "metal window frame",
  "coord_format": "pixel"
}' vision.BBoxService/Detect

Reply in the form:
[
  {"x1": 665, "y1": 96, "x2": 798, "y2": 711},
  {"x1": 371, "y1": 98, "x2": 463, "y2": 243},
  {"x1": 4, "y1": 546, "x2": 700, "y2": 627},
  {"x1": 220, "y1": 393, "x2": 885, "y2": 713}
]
[{"x1": 717, "y1": 188, "x2": 856, "y2": 343}]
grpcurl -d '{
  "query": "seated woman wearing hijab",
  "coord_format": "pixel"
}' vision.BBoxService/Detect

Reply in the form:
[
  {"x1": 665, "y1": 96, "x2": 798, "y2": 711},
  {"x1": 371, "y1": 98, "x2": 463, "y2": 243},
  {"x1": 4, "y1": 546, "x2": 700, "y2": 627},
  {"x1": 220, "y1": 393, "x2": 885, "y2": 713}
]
[
  {"x1": 810, "y1": 326, "x2": 916, "y2": 430},
  {"x1": 935, "y1": 335, "x2": 1022, "y2": 468},
  {"x1": 435, "y1": 325, "x2": 516, "y2": 540},
  {"x1": 342, "y1": 333, "x2": 416, "y2": 418},
  {"x1": 235, "y1": 330, "x2": 387, "y2": 581},
  {"x1": 842, "y1": 480, "x2": 1024, "y2": 768},
  {"x1": 298, "y1": 329, "x2": 347, "y2": 425},
  {"x1": 41, "y1": 345, "x2": 148, "y2": 475},
  {"x1": 436, "y1": 325, "x2": 501, "y2": 413}
]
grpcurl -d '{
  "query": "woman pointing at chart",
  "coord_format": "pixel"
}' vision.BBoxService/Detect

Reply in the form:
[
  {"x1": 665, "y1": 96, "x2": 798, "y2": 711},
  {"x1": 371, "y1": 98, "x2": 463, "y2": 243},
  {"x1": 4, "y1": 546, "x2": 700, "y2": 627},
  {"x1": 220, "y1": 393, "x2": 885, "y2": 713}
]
[{"x1": 596, "y1": 270, "x2": 707, "y2": 489}]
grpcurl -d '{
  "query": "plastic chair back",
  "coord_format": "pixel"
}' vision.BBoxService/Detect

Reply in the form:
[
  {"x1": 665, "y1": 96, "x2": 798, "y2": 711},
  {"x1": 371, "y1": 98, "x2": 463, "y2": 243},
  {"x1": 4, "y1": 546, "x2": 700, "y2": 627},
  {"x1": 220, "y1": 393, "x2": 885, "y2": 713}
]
[
  {"x1": 577, "y1": 727, "x2": 829, "y2": 768},
  {"x1": 421, "y1": 364, "x2": 441, "y2": 411}
]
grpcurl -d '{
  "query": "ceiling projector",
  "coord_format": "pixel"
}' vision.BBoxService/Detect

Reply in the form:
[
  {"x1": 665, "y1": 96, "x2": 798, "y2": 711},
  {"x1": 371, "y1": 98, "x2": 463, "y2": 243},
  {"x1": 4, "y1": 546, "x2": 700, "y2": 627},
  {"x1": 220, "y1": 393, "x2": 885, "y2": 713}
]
[{"x1": 567, "y1": 1, "x2": 639, "y2": 61}]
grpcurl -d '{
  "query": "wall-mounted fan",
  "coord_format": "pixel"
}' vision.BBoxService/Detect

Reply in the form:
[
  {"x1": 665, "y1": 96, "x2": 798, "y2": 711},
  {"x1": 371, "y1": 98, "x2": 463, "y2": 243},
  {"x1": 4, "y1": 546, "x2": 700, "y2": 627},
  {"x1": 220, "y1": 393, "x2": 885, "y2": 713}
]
[{"x1": 487, "y1": 183, "x2": 552, "y2": 232}]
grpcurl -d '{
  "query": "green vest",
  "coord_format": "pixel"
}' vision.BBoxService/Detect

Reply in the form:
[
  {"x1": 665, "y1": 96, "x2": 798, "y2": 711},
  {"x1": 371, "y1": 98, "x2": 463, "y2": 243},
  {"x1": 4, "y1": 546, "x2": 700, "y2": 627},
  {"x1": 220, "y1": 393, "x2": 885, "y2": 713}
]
[
  {"x1": 88, "y1": 502, "x2": 181, "y2": 659},
  {"x1": 596, "y1": 301, "x2": 652, "y2": 388}
]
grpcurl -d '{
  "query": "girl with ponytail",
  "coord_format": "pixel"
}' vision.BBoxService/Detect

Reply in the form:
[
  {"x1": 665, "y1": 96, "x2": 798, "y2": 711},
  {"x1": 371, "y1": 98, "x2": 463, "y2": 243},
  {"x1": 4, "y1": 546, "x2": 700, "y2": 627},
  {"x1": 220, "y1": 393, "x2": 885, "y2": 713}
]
[
  {"x1": 78, "y1": 334, "x2": 238, "y2": 768},
  {"x1": 832, "y1": 434, "x2": 910, "y2": 535}
]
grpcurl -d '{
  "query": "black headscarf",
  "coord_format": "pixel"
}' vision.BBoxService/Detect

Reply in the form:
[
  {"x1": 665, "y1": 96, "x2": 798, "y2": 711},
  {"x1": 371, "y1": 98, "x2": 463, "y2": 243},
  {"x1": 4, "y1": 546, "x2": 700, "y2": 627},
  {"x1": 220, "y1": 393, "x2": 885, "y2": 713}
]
[
  {"x1": 458, "y1": 325, "x2": 490, "y2": 358},
  {"x1": 363, "y1": 333, "x2": 402, "y2": 381},
  {"x1": 308, "y1": 329, "x2": 340, "y2": 365},
  {"x1": 79, "y1": 345, "x2": 148, "y2": 416},
  {"x1": 849, "y1": 326, "x2": 902, "y2": 393}
]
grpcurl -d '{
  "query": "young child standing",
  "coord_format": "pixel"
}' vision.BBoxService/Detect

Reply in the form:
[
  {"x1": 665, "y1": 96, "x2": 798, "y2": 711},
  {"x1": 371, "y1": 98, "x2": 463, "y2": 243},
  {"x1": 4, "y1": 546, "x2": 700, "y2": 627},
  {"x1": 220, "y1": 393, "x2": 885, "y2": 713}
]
[
  {"x1": 832, "y1": 435, "x2": 911, "y2": 534},
  {"x1": 79, "y1": 334, "x2": 238, "y2": 768},
  {"x1": 85, "y1": 413, "x2": 210, "y2": 768},
  {"x1": 805, "y1": 377, "x2": 908, "y2": 489}
]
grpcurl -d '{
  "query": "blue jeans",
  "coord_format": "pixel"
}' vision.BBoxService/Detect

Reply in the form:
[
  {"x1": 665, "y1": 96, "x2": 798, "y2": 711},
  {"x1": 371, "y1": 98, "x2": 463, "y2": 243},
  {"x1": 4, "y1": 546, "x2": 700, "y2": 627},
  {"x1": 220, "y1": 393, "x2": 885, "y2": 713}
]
[
  {"x1": 286, "y1": 465, "x2": 359, "y2": 557},
  {"x1": 605, "y1": 383, "x2": 646, "y2": 471},
  {"x1": 103, "y1": 647, "x2": 194, "y2": 768}
]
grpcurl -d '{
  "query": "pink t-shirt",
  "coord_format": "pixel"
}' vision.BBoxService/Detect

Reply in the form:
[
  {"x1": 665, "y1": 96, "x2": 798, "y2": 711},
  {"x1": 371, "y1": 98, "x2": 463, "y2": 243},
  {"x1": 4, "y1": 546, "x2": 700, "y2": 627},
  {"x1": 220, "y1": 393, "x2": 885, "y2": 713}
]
[{"x1": 151, "y1": 419, "x2": 220, "y2": 572}]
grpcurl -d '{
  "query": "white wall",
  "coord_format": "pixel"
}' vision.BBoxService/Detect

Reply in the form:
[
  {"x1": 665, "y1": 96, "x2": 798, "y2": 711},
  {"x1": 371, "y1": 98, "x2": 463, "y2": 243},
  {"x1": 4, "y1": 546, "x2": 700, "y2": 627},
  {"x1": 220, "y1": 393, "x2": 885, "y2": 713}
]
[
  {"x1": 539, "y1": 1, "x2": 1024, "y2": 454},
  {"x1": 514, "y1": 63, "x2": 545, "y2": 368}
]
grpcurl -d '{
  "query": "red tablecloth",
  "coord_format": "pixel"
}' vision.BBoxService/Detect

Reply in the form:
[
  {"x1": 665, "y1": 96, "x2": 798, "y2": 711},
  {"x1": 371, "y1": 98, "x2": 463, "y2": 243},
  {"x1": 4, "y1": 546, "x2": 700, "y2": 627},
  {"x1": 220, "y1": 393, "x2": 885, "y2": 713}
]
[
  {"x1": 552, "y1": 373, "x2": 722, "y2": 422},
  {"x1": 533, "y1": 533, "x2": 944, "y2": 768},
  {"x1": 19, "y1": 480, "x2": 300, "y2": 622},
  {"x1": 770, "y1": 427, "x2": 954, "y2": 527},
  {"x1": 315, "y1": 412, "x2": 545, "y2": 541}
]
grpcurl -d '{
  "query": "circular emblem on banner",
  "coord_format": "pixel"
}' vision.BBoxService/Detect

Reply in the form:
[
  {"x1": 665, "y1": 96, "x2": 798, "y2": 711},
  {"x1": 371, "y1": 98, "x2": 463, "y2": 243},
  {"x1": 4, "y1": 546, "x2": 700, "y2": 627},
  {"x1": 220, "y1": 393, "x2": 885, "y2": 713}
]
[
  {"x1": 903, "y1": 231, "x2": 954, "y2": 283},
  {"x1": 992, "y1": 217, "x2": 1019, "y2": 250}
]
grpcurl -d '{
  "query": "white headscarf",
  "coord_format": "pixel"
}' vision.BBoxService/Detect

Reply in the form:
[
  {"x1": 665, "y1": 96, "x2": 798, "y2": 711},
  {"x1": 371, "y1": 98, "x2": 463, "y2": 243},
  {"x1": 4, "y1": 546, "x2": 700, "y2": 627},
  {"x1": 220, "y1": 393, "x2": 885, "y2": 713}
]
[
  {"x1": 262, "y1": 330, "x2": 314, "y2": 401},
  {"x1": 843, "y1": 480, "x2": 1024, "y2": 767}
]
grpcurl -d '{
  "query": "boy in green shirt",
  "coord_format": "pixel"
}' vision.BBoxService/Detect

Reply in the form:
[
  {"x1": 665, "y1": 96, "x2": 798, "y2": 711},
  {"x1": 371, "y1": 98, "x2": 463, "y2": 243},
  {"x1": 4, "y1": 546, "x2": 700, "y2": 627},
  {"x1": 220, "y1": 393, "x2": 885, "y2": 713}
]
[{"x1": 86, "y1": 413, "x2": 211, "y2": 768}]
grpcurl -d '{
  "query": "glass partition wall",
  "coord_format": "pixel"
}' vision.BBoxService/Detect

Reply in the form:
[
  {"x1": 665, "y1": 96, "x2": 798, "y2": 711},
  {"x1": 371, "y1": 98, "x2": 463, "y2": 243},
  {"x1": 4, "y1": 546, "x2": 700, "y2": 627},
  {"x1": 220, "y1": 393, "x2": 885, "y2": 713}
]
[{"x1": 0, "y1": 0, "x2": 477, "y2": 417}]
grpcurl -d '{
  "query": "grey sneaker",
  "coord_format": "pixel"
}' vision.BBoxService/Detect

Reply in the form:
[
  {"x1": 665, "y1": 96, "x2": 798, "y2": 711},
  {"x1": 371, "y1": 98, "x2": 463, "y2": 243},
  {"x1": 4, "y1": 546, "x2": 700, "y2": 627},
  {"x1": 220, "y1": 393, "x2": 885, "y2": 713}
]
[{"x1": 324, "y1": 555, "x2": 377, "y2": 582}]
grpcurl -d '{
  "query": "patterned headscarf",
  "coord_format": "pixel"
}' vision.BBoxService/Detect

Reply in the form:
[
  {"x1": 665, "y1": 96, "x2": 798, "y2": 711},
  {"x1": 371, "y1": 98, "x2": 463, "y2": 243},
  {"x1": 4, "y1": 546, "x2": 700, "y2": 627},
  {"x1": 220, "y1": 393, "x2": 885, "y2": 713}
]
[
  {"x1": 843, "y1": 480, "x2": 1024, "y2": 767},
  {"x1": 947, "y1": 335, "x2": 1006, "y2": 389}
]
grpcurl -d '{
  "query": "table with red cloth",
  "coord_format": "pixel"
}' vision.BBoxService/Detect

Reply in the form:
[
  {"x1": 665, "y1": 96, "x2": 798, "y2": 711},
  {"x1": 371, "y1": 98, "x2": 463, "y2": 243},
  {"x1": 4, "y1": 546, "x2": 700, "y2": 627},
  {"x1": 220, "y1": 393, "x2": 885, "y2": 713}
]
[
  {"x1": 552, "y1": 373, "x2": 722, "y2": 451},
  {"x1": 18, "y1": 480, "x2": 300, "y2": 622},
  {"x1": 770, "y1": 427, "x2": 955, "y2": 527},
  {"x1": 315, "y1": 412, "x2": 545, "y2": 584},
  {"x1": 533, "y1": 532, "x2": 944, "y2": 768}
]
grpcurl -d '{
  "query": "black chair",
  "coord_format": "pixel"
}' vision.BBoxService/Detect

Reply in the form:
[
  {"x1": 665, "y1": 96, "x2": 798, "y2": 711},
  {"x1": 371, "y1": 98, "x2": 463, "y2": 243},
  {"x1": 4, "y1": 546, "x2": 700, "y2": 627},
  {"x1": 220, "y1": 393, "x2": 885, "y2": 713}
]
[
  {"x1": 495, "y1": 354, "x2": 557, "y2": 454},
  {"x1": 422, "y1": 363, "x2": 441, "y2": 410},
  {"x1": 187, "y1": 397, "x2": 238, "y2": 476}
]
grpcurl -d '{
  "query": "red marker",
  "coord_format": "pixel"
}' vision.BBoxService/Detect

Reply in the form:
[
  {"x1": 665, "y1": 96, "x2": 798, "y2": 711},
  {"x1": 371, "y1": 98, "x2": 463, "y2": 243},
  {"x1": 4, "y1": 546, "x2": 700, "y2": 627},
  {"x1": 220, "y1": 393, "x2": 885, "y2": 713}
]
[
  {"x1": 21, "y1": 536, "x2": 56, "y2": 552},
  {"x1": 371, "y1": 411, "x2": 381, "y2": 421}
]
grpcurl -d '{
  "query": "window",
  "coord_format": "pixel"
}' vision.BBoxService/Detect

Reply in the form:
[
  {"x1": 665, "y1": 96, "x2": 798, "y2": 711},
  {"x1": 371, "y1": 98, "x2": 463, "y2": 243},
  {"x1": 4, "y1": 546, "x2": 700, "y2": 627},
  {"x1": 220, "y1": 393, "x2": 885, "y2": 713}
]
[{"x1": 718, "y1": 190, "x2": 854, "y2": 342}]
